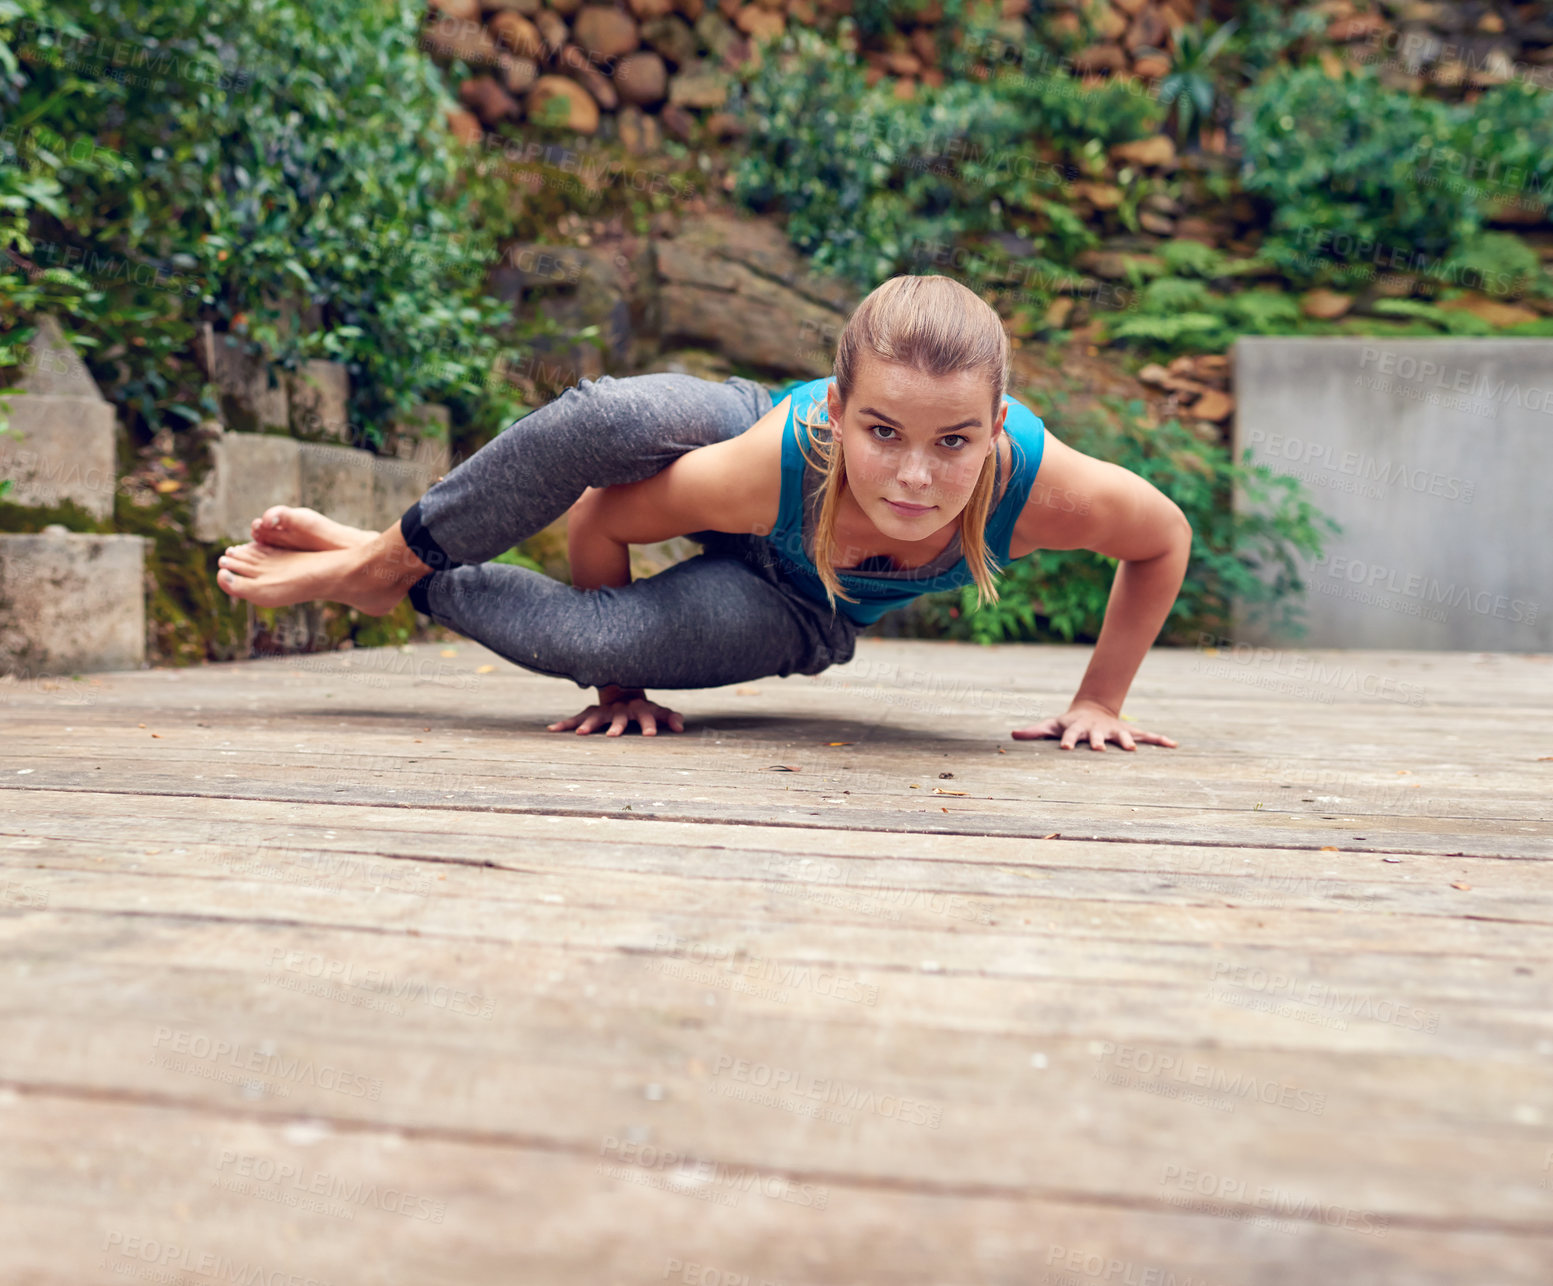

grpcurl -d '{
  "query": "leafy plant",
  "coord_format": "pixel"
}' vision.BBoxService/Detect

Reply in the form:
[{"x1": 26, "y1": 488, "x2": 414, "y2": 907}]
[
  {"x1": 731, "y1": 22, "x2": 1163, "y2": 292},
  {"x1": 1235, "y1": 64, "x2": 1553, "y2": 293},
  {"x1": 1144, "y1": 16, "x2": 1240, "y2": 148},
  {"x1": 1, "y1": 0, "x2": 536, "y2": 445},
  {"x1": 1441, "y1": 232, "x2": 1544, "y2": 300},
  {"x1": 914, "y1": 393, "x2": 1338, "y2": 644},
  {"x1": 1159, "y1": 237, "x2": 1228, "y2": 279},
  {"x1": 1104, "y1": 308, "x2": 1234, "y2": 355}
]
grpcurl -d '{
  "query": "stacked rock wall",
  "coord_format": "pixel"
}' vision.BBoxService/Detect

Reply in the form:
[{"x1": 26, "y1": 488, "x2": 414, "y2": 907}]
[{"x1": 430, "y1": 0, "x2": 1553, "y2": 145}]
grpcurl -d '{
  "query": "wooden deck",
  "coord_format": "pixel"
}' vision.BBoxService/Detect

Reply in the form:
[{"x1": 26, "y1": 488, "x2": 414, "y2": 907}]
[{"x1": 1, "y1": 638, "x2": 1550, "y2": 1285}]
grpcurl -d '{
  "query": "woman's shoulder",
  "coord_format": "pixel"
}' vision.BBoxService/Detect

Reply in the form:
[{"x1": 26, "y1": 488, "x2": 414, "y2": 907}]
[{"x1": 999, "y1": 391, "x2": 1048, "y2": 475}]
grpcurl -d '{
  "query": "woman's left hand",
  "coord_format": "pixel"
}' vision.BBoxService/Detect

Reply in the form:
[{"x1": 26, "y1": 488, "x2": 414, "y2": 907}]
[{"x1": 1011, "y1": 700, "x2": 1178, "y2": 752}]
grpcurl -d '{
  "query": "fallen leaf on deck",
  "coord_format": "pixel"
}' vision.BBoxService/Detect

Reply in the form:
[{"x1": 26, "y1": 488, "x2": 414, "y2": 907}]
[
  {"x1": 151, "y1": 733, "x2": 161, "y2": 738},
  {"x1": 476, "y1": 665, "x2": 495, "y2": 674},
  {"x1": 1042, "y1": 832, "x2": 1060, "y2": 840},
  {"x1": 1451, "y1": 881, "x2": 1472, "y2": 891},
  {"x1": 736, "y1": 687, "x2": 761, "y2": 695},
  {"x1": 440, "y1": 649, "x2": 457, "y2": 657},
  {"x1": 1320, "y1": 846, "x2": 1339, "y2": 851},
  {"x1": 825, "y1": 742, "x2": 853, "y2": 746},
  {"x1": 932, "y1": 787, "x2": 968, "y2": 796},
  {"x1": 768, "y1": 765, "x2": 801, "y2": 772}
]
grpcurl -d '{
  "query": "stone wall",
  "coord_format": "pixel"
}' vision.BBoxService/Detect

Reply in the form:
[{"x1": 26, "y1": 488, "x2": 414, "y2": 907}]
[{"x1": 428, "y1": 0, "x2": 1553, "y2": 148}]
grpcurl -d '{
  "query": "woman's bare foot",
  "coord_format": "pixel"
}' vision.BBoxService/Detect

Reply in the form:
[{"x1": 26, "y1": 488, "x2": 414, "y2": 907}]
[
  {"x1": 251, "y1": 505, "x2": 376, "y2": 552},
  {"x1": 217, "y1": 524, "x2": 433, "y2": 615}
]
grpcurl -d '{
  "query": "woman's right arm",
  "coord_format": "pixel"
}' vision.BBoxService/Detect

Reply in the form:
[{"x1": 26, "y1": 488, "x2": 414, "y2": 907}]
[{"x1": 567, "y1": 399, "x2": 788, "y2": 563}]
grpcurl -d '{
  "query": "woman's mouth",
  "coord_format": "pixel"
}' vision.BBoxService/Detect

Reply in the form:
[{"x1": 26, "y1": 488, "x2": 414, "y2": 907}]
[{"x1": 884, "y1": 499, "x2": 934, "y2": 516}]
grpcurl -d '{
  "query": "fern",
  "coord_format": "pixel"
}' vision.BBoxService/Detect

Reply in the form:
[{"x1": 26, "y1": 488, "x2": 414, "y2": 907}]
[
  {"x1": 1442, "y1": 232, "x2": 1544, "y2": 299},
  {"x1": 1160, "y1": 238, "x2": 1228, "y2": 278},
  {"x1": 1106, "y1": 311, "x2": 1231, "y2": 349},
  {"x1": 1371, "y1": 298, "x2": 1495, "y2": 336},
  {"x1": 1224, "y1": 289, "x2": 1302, "y2": 331},
  {"x1": 1142, "y1": 276, "x2": 1215, "y2": 312}
]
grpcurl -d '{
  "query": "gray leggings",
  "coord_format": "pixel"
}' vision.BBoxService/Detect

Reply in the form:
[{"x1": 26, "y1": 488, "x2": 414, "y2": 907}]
[{"x1": 399, "y1": 373, "x2": 858, "y2": 691}]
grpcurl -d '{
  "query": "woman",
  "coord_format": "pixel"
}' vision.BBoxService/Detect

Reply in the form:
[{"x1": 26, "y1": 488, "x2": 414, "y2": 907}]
[{"x1": 216, "y1": 275, "x2": 1188, "y2": 750}]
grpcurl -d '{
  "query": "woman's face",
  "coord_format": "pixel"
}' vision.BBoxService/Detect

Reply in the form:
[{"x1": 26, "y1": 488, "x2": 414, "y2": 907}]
[{"x1": 827, "y1": 357, "x2": 1006, "y2": 538}]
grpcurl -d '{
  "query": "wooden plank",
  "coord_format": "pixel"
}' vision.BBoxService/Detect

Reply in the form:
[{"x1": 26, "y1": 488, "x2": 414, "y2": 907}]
[
  {"x1": 6, "y1": 1097, "x2": 1551, "y2": 1286},
  {"x1": 0, "y1": 640, "x2": 1549, "y2": 1283},
  {"x1": 3, "y1": 911, "x2": 1551, "y2": 1229}
]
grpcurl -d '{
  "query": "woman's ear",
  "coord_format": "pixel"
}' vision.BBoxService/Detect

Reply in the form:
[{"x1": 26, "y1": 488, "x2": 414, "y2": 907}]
[{"x1": 826, "y1": 382, "x2": 842, "y2": 427}]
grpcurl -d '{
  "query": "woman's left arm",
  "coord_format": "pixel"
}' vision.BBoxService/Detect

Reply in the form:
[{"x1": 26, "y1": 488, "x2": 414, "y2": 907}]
[{"x1": 1006, "y1": 431, "x2": 1192, "y2": 751}]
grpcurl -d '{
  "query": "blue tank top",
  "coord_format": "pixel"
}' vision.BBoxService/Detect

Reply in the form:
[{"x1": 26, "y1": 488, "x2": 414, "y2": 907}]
[{"x1": 763, "y1": 376, "x2": 1046, "y2": 625}]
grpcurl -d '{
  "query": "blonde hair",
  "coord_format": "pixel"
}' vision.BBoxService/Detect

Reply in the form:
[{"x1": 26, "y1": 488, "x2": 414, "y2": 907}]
[{"x1": 794, "y1": 274, "x2": 1015, "y2": 615}]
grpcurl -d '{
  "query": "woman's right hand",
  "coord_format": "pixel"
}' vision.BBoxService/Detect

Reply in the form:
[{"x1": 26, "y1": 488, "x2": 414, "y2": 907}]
[{"x1": 546, "y1": 685, "x2": 686, "y2": 736}]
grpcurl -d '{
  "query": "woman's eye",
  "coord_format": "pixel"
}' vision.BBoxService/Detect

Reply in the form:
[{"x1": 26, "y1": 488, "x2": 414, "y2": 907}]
[{"x1": 868, "y1": 426, "x2": 967, "y2": 449}]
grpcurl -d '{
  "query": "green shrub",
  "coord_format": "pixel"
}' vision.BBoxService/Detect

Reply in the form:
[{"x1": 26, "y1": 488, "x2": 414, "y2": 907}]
[
  {"x1": 1422, "y1": 80, "x2": 1553, "y2": 221},
  {"x1": 913, "y1": 393, "x2": 1338, "y2": 645},
  {"x1": 1, "y1": 0, "x2": 533, "y2": 443},
  {"x1": 1238, "y1": 65, "x2": 1476, "y2": 277},
  {"x1": 1239, "y1": 66, "x2": 1553, "y2": 299},
  {"x1": 731, "y1": 22, "x2": 1163, "y2": 292}
]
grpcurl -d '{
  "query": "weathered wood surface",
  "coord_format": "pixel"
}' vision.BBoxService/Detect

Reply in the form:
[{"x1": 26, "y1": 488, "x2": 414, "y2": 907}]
[{"x1": 1, "y1": 640, "x2": 1550, "y2": 1285}]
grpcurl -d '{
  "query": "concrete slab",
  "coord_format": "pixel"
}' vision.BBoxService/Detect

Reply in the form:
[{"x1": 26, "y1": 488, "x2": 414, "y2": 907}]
[
  {"x1": 0, "y1": 395, "x2": 119, "y2": 520},
  {"x1": 13, "y1": 315, "x2": 102, "y2": 399},
  {"x1": 195, "y1": 324, "x2": 290, "y2": 433},
  {"x1": 371, "y1": 455, "x2": 430, "y2": 534},
  {"x1": 189, "y1": 432, "x2": 302, "y2": 545},
  {"x1": 286, "y1": 359, "x2": 351, "y2": 443},
  {"x1": 299, "y1": 441, "x2": 376, "y2": 532},
  {"x1": 1232, "y1": 337, "x2": 1552, "y2": 651},
  {"x1": 0, "y1": 528, "x2": 147, "y2": 675}
]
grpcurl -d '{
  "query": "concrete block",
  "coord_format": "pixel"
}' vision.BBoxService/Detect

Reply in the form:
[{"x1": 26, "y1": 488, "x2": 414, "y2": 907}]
[
  {"x1": 372, "y1": 456, "x2": 429, "y2": 534},
  {"x1": 287, "y1": 360, "x2": 351, "y2": 443},
  {"x1": 389, "y1": 403, "x2": 452, "y2": 471},
  {"x1": 0, "y1": 529, "x2": 148, "y2": 676},
  {"x1": 15, "y1": 315, "x2": 103, "y2": 398},
  {"x1": 196, "y1": 324, "x2": 289, "y2": 432},
  {"x1": 190, "y1": 432, "x2": 302, "y2": 545},
  {"x1": 299, "y1": 442, "x2": 377, "y2": 531},
  {"x1": 1232, "y1": 337, "x2": 1552, "y2": 651},
  {"x1": 0, "y1": 395, "x2": 119, "y2": 520}
]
